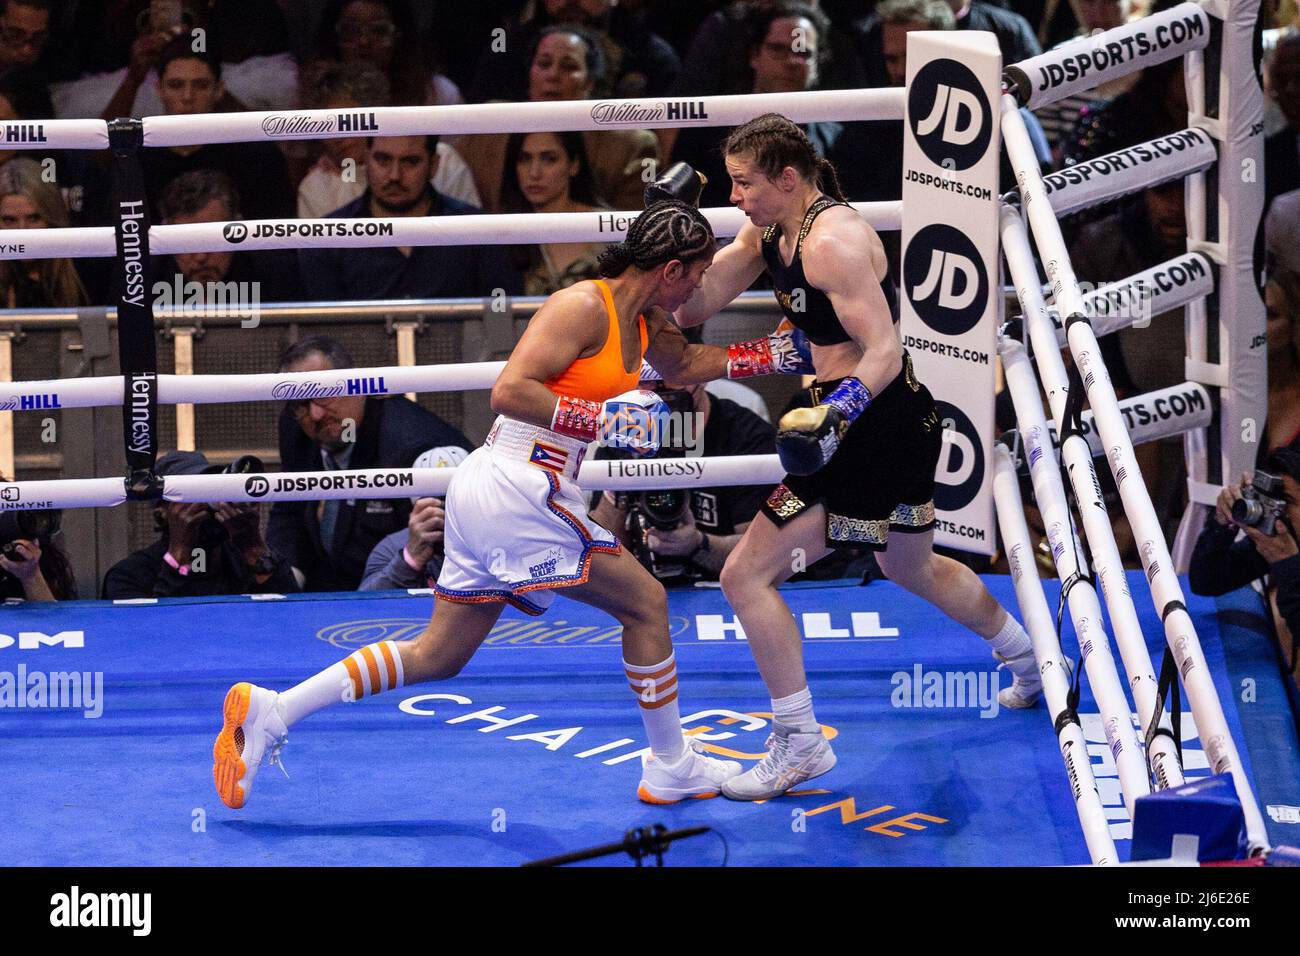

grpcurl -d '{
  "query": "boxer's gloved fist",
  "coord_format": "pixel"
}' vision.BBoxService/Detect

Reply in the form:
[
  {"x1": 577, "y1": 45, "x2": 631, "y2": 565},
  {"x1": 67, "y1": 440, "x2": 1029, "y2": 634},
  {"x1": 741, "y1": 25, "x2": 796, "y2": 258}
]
[
  {"x1": 644, "y1": 161, "x2": 707, "y2": 208},
  {"x1": 776, "y1": 377, "x2": 873, "y2": 475},
  {"x1": 552, "y1": 389, "x2": 668, "y2": 456},
  {"x1": 727, "y1": 327, "x2": 815, "y2": 378}
]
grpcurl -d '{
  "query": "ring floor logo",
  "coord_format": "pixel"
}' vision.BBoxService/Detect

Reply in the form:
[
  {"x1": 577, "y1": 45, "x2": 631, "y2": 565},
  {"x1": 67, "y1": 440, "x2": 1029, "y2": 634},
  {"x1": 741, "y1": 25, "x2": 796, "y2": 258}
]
[
  {"x1": 908, "y1": 58, "x2": 992, "y2": 171},
  {"x1": 934, "y1": 400, "x2": 984, "y2": 512},
  {"x1": 904, "y1": 224, "x2": 988, "y2": 336}
]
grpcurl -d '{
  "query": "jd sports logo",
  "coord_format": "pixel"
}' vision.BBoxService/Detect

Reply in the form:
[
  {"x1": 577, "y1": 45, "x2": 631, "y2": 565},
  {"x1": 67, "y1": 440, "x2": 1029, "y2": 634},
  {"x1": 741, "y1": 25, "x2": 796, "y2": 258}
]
[
  {"x1": 223, "y1": 223, "x2": 248, "y2": 244},
  {"x1": 934, "y1": 401, "x2": 983, "y2": 511},
  {"x1": 908, "y1": 59, "x2": 991, "y2": 171},
  {"x1": 904, "y1": 224, "x2": 987, "y2": 336},
  {"x1": 245, "y1": 476, "x2": 270, "y2": 498}
]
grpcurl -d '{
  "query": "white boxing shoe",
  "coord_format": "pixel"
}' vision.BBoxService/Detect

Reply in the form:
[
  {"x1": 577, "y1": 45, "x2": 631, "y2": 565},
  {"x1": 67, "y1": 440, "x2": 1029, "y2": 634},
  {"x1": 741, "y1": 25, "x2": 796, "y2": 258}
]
[
  {"x1": 637, "y1": 738, "x2": 743, "y2": 804},
  {"x1": 996, "y1": 649, "x2": 1043, "y2": 709},
  {"x1": 721, "y1": 724, "x2": 837, "y2": 801},
  {"x1": 213, "y1": 682, "x2": 289, "y2": 809}
]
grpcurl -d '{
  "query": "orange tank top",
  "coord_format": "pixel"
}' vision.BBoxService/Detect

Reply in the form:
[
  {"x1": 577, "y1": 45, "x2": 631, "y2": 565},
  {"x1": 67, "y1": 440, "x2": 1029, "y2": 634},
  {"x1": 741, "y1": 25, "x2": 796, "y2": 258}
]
[{"x1": 545, "y1": 279, "x2": 648, "y2": 402}]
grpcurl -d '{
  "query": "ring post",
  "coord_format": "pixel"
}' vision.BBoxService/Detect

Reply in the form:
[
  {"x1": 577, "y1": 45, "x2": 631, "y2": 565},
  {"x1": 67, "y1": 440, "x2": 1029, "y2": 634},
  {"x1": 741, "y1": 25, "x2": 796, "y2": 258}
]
[{"x1": 899, "y1": 31, "x2": 1003, "y2": 555}]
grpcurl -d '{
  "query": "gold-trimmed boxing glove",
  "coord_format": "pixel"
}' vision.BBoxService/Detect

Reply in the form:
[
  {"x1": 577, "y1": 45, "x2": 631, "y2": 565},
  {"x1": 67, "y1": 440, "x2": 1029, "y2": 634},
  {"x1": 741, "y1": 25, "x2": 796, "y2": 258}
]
[{"x1": 775, "y1": 377, "x2": 873, "y2": 475}]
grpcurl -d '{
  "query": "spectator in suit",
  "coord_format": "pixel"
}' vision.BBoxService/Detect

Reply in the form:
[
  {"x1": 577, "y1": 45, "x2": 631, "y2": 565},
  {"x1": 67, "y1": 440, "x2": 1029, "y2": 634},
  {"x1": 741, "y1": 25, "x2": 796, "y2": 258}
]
[
  {"x1": 849, "y1": 0, "x2": 1049, "y2": 206},
  {"x1": 297, "y1": 134, "x2": 521, "y2": 301},
  {"x1": 674, "y1": 1, "x2": 866, "y2": 98},
  {"x1": 855, "y1": 0, "x2": 1040, "y2": 88},
  {"x1": 267, "y1": 336, "x2": 472, "y2": 592}
]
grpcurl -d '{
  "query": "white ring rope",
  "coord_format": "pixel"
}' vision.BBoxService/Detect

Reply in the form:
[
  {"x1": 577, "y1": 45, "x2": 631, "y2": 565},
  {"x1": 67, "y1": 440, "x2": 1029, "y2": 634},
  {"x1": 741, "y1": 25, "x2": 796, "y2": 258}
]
[
  {"x1": 0, "y1": 202, "x2": 904, "y2": 261},
  {"x1": 1049, "y1": 252, "x2": 1215, "y2": 343},
  {"x1": 1003, "y1": 1, "x2": 1211, "y2": 112},
  {"x1": 0, "y1": 118, "x2": 108, "y2": 151},
  {"x1": 991, "y1": 444, "x2": 1119, "y2": 865},
  {"x1": 1044, "y1": 381, "x2": 1213, "y2": 456},
  {"x1": 0, "y1": 454, "x2": 789, "y2": 511},
  {"x1": 1000, "y1": 336, "x2": 1154, "y2": 813},
  {"x1": 1003, "y1": 204, "x2": 1188, "y2": 794},
  {"x1": 1038, "y1": 128, "x2": 1216, "y2": 218},
  {"x1": 2, "y1": 363, "x2": 508, "y2": 410},
  {"x1": 0, "y1": 89, "x2": 905, "y2": 154},
  {"x1": 140, "y1": 88, "x2": 905, "y2": 148},
  {"x1": 1001, "y1": 96, "x2": 1271, "y2": 850}
]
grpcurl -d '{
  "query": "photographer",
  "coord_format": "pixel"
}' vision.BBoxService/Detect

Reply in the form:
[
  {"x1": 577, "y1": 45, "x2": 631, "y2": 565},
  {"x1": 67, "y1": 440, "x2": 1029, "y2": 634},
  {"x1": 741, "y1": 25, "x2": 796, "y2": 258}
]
[
  {"x1": 591, "y1": 381, "x2": 775, "y2": 585},
  {"x1": 0, "y1": 506, "x2": 76, "y2": 602},
  {"x1": 359, "y1": 446, "x2": 467, "y2": 591},
  {"x1": 102, "y1": 450, "x2": 299, "y2": 599},
  {"x1": 1188, "y1": 448, "x2": 1300, "y2": 677}
]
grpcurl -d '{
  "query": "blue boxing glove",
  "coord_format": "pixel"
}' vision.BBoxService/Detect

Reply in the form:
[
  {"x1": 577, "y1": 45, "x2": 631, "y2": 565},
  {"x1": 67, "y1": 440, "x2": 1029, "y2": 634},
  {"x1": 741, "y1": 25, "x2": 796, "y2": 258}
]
[
  {"x1": 598, "y1": 389, "x2": 669, "y2": 456},
  {"x1": 775, "y1": 377, "x2": 872, "y2": 475}
]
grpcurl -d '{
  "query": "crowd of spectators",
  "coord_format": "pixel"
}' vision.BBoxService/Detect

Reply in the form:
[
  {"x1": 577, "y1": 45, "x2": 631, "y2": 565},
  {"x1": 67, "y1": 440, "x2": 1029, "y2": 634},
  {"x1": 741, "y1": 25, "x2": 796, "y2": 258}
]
[{"x1": 0, "y1": 1, "x2": 1295, "y2": 695}]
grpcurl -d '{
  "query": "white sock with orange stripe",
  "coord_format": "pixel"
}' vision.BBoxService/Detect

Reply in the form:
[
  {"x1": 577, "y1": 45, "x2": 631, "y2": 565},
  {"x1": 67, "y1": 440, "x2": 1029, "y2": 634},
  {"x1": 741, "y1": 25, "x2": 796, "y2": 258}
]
[
  {"x1": 278, "y1": 641, "x2": 406, "y2": 727},
  {"x1": 625, "y1": 653, "x2": 685, "y2": 763}
]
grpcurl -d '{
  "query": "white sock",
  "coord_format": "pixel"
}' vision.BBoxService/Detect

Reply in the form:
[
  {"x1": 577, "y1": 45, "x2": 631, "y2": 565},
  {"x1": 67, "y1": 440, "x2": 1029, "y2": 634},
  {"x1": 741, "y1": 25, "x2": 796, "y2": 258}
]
[
  {"x1": 625, "y1": 654, "x2": 685, "y2": 762},
  {"x1": 279, "y1": 641, "x2": 406, "y2": 727},
  {"x1": 772, "y1": 687, "x2": 818, "y2": 734},
  {"x1": 985, "y1": 611, "x2": 1032, "y2": 660}
]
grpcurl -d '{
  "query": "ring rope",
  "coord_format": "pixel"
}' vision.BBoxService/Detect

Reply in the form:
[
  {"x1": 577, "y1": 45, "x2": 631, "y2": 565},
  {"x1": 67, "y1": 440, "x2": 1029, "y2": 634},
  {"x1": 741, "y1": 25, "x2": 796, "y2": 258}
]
[{"x1": 0, "y1": 202, "x2": 903, "y2": 262}]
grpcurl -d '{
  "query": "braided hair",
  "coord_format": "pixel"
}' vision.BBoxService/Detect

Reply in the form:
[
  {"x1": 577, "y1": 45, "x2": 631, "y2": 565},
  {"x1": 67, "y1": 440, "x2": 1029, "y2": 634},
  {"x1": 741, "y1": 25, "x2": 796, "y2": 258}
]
[
  {"x1": 597, "y1": 200, "x2": 715, "y2": 277},
  {"x1": 722, "y1": 112, "x2": 846, "y2": 201}
]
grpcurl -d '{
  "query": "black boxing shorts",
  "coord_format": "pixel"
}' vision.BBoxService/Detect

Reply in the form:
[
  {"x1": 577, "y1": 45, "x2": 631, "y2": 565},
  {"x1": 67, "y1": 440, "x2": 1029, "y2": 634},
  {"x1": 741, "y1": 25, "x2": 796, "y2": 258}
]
[{"x1": 761, "y1": 350, "x2": 943, "y2": 550}]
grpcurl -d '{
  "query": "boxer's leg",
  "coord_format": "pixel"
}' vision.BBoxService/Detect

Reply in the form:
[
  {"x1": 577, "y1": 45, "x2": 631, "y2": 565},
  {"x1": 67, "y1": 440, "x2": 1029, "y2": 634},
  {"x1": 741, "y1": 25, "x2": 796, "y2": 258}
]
[
  {"x1": 565, "y1": 547, "x2": 742, "y2": 802},
  {"x1": 214, "y1": 596, "x2": 504, "y2": 810},
  {"x1": 717, "y1": 506, "x2": 839, "y2": 801},
  {"x1": 875, "y1": 528, "x2": 1041, "y2": 707}
]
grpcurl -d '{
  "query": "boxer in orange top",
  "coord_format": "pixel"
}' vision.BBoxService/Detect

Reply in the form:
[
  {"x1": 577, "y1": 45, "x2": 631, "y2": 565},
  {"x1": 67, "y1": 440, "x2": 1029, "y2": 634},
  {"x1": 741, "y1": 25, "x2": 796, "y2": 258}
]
[{"x1": 213, "y1": 200, "x2": 769, "y2": 807}]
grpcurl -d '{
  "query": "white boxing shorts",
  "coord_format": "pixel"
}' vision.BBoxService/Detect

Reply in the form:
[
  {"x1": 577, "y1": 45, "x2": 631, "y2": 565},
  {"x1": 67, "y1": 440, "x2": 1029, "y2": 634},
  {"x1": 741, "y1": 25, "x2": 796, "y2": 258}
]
[{"x1": 434, "y1": 416, "x2": 618, "y2": 615}]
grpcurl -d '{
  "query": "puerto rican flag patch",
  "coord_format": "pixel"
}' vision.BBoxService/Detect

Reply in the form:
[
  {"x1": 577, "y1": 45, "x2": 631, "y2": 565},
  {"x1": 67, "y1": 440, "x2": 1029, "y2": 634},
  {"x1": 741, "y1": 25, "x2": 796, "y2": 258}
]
[{"x1": 529, "y1": 441, "x2": 570, "y2": 474}]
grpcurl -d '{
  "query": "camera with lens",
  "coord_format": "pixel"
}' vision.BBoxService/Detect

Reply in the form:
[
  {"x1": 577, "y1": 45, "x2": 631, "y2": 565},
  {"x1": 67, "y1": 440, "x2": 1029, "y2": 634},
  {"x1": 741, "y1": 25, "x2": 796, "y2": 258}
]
[
  {"x1": 208, "y1": 454, "x2": 264, "y2": 509},
  {"x1": 1232, "y1": 469, "x2": 1289, "y2": 534},
  {"x1": 611, "y1": 387, "x2": 700, "y2": 581},
  {"x1": 0, "y1": 508, "x2": 61, "y2": 562},
  {"x1": 620, "y1": 487, "x2": 696, "y2": 580}
]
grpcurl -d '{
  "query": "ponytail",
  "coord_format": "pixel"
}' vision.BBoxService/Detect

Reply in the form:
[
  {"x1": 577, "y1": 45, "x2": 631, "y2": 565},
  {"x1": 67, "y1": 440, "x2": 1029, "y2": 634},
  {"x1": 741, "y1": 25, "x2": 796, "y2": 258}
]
[
  {"x1": 816, "y1": 156, "x2": 846, "y2": 202},
  {"x1": 596, "y1": 243, "x2": 635, "y2": 277}
]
